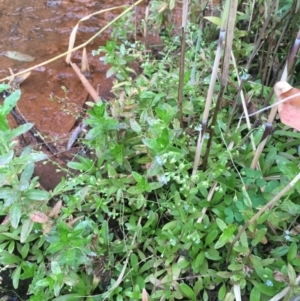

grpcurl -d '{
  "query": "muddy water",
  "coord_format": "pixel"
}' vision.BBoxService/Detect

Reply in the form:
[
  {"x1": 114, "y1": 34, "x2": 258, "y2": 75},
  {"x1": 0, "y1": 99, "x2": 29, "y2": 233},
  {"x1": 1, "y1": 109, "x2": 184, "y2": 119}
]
[
  {"x1": 0, "y1": 0, "x2": 218, "y2": 190},
  {"x1": 0, "y1": 0, "x2": 145, "y2": 189}
]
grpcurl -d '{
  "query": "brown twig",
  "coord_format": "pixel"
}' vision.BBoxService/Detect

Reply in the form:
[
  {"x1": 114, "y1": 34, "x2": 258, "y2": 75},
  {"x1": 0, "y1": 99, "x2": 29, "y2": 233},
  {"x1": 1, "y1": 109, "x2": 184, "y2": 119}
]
[
  {"x1": 10, "y1": 108, "x2": 58, "y2": 155},
  {"x1": 70, "y1": 62, "x2": 100, "y2": 103}
]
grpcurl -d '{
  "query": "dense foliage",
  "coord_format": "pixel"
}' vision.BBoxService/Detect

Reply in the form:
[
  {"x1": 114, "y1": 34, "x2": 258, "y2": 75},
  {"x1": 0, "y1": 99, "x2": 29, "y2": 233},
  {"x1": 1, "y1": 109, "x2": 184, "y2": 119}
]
[{"x1": 0, "y1": 0, "x2": 300, "y2": 300}]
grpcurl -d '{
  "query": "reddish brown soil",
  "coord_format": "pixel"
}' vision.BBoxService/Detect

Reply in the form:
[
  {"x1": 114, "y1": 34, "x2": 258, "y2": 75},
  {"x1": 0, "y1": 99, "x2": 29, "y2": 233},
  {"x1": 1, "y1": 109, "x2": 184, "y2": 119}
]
[
  {"x1": 0, "y1": 0, "x2": 147, "y2": 190},
  {"x1": 0, "y1": 0, "x2": 217, "y2": 191}
]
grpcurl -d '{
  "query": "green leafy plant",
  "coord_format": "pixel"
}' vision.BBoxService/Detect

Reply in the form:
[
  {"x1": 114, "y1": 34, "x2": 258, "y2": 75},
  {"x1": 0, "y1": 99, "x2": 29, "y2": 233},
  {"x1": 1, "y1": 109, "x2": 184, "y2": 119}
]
[{"x1": 1, "y1": 1, "x2": 300, "y2": 300}]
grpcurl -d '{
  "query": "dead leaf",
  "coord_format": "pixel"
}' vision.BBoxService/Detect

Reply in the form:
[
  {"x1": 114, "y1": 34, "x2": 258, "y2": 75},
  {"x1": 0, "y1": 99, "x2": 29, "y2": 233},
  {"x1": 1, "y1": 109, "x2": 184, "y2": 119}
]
[
  {"x1": 30, "y1": 211, "x2": 49, "y2": 224},
  {"x1": 274, "y1": 81, "x2": 300, "y2": 131},
  {"x1": 4, "y1": 51, "x2": 35, "y2": 62},
  {"x1": 142, "y1": 289, "x2": 148, "y2": 301},
  {"x1": 1, "y1": 214, "x2": 10, "y2": 225},
  {"x1": 49, "y1": 200, "x2": 63, "y2": 218},
  {"x1": 81, "y1": 47, "x2": 90, "y2": 74},
  {"x1": 42, "y1": 222, "x2": 52, "y2": 235},
  {"x1": 273, "y1": 270, "x2": 288, "y2": 282},
  {"x1": 67, "y1": 216, "x2": 84, "y2": 228}
]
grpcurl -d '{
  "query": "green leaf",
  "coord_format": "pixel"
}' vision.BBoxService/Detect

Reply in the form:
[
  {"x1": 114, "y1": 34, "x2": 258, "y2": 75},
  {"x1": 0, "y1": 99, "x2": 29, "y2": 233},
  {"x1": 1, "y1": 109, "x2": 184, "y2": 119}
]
[
  {"x1": 215, "y1": 224, "x2": 237, "y2": 249},
  {"x1": 46, "y1": 241, "x2": 65, "y2": 255},
  {"x1": 130, "y1": 118, "x2": 141, "y2": 133},
  {"x1": 130, "y1": 253, "x2": 139, "y2": 272},
  {"x1": 2, "y1": 90, "x2": 21, "y2": 115},
  {"x1": 205, "y1": 229, "x2": 219, "y2": 245},
  {"x1": 0, "y1": 84, "x2": 10, "y2": 93},
  {"x1": 205, "y1": 248, "x2": 222, "y2": 261},
  {"x1": 12, "y1": 265, "x2": 21, "y2": 289},
  {"x1": 192, "y1": 251, "x2": 205, "y2": 272},
  {"x1": 52, "y1": 294, "x2": 85, "y2": 301},
  {"x1": 20, "y1": 219, "x2": 34, "y2": 243},
  {"x1": 255, "y1": 283, "x2": 276, "y2": 296},
  {"x1": 288, "y1": 242, "x2": 298, "y2": 263},
  {"x1": 19, "y1": 162, "x2": 34, "y2": 189},
  {"x1": 250, "y1": 286, "x2": 260, "y2": 301},
  {"x1": 0, "y1": 187, "x2": 15, "y2": 198},
  {"x1": 203, "y1": 16, "x2": 222, "y2": 26},
  {"x1": 51, "y1": 261, "x2": 62, "y2": 275},
  {"x1": 251, "y1": 228, "x2": 267, "y2": 246},
  {"x1": 0, "y1": 114, "x2": 9, "y2": 131},
  {"x1": 23, "y1": 189, "x2": 51, "y2": 201},
  {"x1": 0, "y1": 251, "x2": 21, "y2": 265},
  {"x1": 132, "y1": 171, "x2": 143, "y2": 183},
  {"x1": 36, "y1": 278, "x2": 52, "y2": 287},
  {"x1": 288, "y1": 263, "x2": 296, "y2": 284},
  {"x1": 180, "y1": 283, "x2": 196, "y2": 301},
  {"x1": 218, "y1": 284, "x2": 226, "y2": 300},
  {"x1": 242, "y1": 186, "x2": 252, "y2": 208},
  {"x1": 140, "y1": 259, "x2": 155, "y2": 274},
  {"x1": 0, "y1": 150, "x2": 14, "y2": 166},
  {"x1": 20, "y1": 243, "x2": 30, "y2": 259},
  {"x1": 10, "y1": 203, "x2": 22, "y2": 229},
  {"x1": 280, "y1": 199, "x2": 300, "y2": 216},
  {"x1": 271, "y1": 246, "x2": 289, "y2": 257},
  {"x1": 216, "y1": 218, "x2": 227, "y2": 231},
  {"x1": 8, "y1": 241, "x2": 15, "y2": 253},
  {"x1": 14, "y1": 152, "x2": 48, "y2": 164},
  {"x1": 106, "y1": 66, "x2": 116, "y2": 78},
  {"x1": 7, "y1": 123, "x2": 33, "y2": 140},
  {"x1": 177, "y1": 257, "x2": 190, "y2": 269}
]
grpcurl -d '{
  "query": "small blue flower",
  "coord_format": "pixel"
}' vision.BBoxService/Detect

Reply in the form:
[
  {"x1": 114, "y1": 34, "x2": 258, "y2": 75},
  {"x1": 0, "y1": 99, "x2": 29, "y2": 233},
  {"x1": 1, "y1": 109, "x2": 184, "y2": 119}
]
[
  {"x1": 155, "y1": 156, "x2": 165, "y2": 166},
  {"x1": 184, "y1": 204, "x2": 189, "y2": 211},
  {"x1": 284, "y1": 230, "x2": 291, "y2": 241},
  {"x1": 204, "y1": 133, "x2": 210, "y2": 140},
  {"x1": 266, "y1": 280, "x2": 273, "y2": 287},
  {"x1": 240, "y1": 73, "x2": 250, "y2": 81},
  {"x1": 170, "y1": 238, "x2": 177, "y2": 246},
  {"x1": 195, "y1": 124, "x2": 202, "y2": 132},
  {"x1": 158, "y1": 174, "x2": 168, "y2": 185}
]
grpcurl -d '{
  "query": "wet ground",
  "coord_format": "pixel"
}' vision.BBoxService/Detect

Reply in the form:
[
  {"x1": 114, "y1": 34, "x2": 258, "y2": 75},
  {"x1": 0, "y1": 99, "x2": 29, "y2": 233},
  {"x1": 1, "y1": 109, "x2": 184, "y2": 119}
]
[
  {"x1": 0, "y1": 0, "x2": 148, "y2": 190},
  {"x1": 0, "y1": 1, "x2": 220, "y2": 300},
  {"x1": 0, "y1": 0, "x2": 220, "y2": 190}
]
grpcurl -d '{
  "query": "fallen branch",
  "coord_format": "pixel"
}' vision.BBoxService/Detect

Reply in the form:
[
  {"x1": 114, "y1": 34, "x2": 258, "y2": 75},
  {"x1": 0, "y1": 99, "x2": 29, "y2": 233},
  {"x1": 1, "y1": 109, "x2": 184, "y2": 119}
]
[{"x1": 70, "y1": 62, "x2": 100, "y2": 103}]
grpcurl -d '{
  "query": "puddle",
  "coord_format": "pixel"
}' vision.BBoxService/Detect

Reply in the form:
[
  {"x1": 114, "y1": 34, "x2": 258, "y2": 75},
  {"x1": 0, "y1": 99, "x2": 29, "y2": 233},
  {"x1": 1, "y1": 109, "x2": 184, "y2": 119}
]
[
  {"x1": 0, "y1": 0, "x2": 216, "y2": 191},
  {"x1": 0, "y1": 0, "x2": 144, "y2": 190}
]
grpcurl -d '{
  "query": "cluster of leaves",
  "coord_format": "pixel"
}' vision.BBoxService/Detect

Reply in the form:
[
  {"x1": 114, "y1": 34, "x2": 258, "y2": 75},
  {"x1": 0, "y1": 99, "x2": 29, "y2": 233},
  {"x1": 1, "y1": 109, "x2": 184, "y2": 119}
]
[{"x1": 0, "y1": 0, "x2": 300, "y2": 301}]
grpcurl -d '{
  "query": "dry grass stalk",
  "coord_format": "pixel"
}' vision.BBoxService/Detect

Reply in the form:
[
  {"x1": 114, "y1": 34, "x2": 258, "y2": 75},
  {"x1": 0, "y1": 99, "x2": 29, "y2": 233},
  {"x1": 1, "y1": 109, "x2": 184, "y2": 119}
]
[
  {"x1": 191, "y1": 0, "x2": 231, "y2": 176},
  {"x1": 81, "y1": 47, "x2": 90, "y2": 74},
  {"x1": 250, "y1": 29, "x2": 300, "y2": 169},
  {"x1": 70, "y1": 62, "x2": 99, "y2": 103}
]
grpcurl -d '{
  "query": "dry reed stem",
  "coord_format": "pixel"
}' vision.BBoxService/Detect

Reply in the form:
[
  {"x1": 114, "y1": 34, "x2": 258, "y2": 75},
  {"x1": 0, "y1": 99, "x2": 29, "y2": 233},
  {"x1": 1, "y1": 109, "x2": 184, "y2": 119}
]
[
  {"x1": 250, "y1": 29, "x2": 300, "y2": 169},
  {"x1": 191, "y1": 0, "x2": 231, "y2": 175},
  {"x1": 81, "y1": 48, "x2": 90, "y2": 74},
  {"x1": 70, "y1": 62, "x2": 99, "y2": 103}
]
